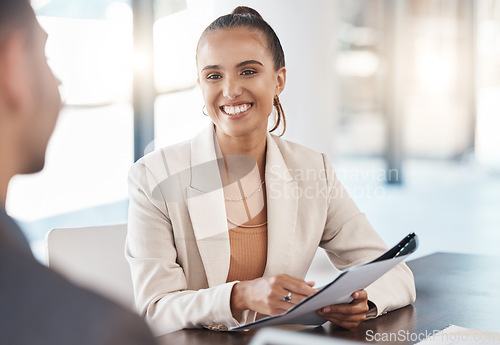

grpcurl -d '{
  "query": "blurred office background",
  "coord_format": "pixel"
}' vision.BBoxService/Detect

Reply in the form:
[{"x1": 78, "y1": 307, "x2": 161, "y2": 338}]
[{"x1": 6, "y1": 0, "x2": 500, "y2": 274}]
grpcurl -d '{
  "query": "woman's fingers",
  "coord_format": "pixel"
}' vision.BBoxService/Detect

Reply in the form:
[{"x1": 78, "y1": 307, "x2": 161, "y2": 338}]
[
  {"x1": 275, "y1": 290, "x2": 305, "y2": 307},
  {"x1": 278, "y1": 275, "x2": 317, "y2": 296},
  {"x1": 276, "y1": 275, "x2": 317, "y2": 307},
  {"x1": 317, "y1": 306, "x2": 368, "y2": 320},
  {"x1": 320, "y1": 300, "x2": 369, "y2": 315},
  {"x1": 242, "y1": 274, "x2": 318, "y2": 316},
  {"x1": 329, "y1": 289, "x2": 369, "y2": 312},
  {"x1": 315, "y1": 289, "x2": 370, "y2": 328},
  {"x1": 352, "y1": 289, "x2": 368, "y2": 302}
]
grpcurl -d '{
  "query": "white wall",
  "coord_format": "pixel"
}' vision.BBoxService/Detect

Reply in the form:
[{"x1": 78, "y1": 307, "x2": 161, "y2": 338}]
[{"x1": 212, "y1": 1, "x2": 338, "y2": 156}]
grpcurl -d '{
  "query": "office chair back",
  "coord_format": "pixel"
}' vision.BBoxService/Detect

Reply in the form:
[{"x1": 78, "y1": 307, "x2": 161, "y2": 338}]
[{"x1": 45, "y1": 224, "x2": 135, "y2": 309}]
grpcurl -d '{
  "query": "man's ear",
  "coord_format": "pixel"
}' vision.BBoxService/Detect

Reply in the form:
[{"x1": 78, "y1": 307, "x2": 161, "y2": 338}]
[
  {"x1": 0, "y1": 32, "x2": 33, "y2": 117},
  {"x1": 275, "y1": 67, "x2": 286, "y2": 96}
]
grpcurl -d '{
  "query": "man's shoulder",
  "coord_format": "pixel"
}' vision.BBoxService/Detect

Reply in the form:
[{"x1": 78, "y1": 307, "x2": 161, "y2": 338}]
[{"x1": 0, "y1": 241, "x2": 155, "y2": 345}]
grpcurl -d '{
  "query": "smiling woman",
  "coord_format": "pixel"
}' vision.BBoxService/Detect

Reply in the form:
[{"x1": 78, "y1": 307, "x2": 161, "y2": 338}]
[{"x1": 125, "y1": 6, "x2": 416, "y2": 335}]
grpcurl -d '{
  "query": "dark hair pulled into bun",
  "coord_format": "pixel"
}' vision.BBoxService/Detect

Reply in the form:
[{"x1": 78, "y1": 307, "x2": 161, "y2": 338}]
[{"x1": 230, "y1": 6, "x2": 264, "y2": 20}]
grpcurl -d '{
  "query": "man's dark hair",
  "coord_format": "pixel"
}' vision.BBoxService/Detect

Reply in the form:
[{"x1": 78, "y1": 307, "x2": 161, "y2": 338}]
[{"x1": 0, "y1": 0, "x2": 37, "y2": 46}]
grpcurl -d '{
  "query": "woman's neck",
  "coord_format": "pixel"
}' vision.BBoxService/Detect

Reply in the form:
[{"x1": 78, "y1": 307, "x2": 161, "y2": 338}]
[{"x1": 215, "y1": 128, "x2": 267, "y2": 179}]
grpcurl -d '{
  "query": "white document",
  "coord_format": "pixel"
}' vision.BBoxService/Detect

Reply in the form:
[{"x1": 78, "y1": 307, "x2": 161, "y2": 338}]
[{"x1": 231, "y1": 254, "x2": 409, "y2": 330}]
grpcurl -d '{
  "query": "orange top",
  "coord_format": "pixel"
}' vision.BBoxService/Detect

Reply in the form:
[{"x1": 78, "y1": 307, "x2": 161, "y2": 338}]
[{"x1": 225, "y1": 221, "x2": 268, "y2": 282}]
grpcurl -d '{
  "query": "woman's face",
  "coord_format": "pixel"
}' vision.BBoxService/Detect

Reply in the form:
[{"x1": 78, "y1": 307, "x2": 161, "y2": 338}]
[{"x1": 197, "y1": 27, "x2": 286, "y2": 139}]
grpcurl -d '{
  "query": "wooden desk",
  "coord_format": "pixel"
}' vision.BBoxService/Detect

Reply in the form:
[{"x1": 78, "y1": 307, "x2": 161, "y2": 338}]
[{"x1": 157, "y1": 253, "x2": 500, "y2": 345}]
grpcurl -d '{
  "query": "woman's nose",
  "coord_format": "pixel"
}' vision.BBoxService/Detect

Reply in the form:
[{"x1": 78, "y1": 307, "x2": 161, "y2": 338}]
[{"x1": 222, "y1": 77, "x2": 243, "y2": 100}]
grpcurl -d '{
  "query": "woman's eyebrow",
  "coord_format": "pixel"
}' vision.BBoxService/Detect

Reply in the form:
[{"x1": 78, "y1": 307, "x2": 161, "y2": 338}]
[
  {"x1": 201, "y1": 64, "x2": 220, "y2": 72},
  {"x1": 236, "y1": 60, "x2": 264, "y2": 68},
  {"x1": 201, "y1": 60, "x2": 263, "y2": 73}
]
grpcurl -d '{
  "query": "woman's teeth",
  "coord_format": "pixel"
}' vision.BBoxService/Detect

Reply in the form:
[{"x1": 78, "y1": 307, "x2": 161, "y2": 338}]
[{"x1": 222, "y1": 103, "x2": 252, "y2": 115}]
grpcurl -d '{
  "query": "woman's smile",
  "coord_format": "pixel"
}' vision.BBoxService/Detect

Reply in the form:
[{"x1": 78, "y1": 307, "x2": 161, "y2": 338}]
[{"x1": 220, "y1": 103, "x2": 254, "y2": 118}]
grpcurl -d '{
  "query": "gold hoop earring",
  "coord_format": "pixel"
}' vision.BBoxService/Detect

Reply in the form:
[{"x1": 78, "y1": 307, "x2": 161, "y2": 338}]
[
  {"x1": 273, "y1": 95, "x2": 281, "y2": 108},
  {"x1": 202, "y1": 105, "x2": 209, "y2": 116},
  {"x1": 270, "y1": 95, "x2": 286, "y2": 137}
]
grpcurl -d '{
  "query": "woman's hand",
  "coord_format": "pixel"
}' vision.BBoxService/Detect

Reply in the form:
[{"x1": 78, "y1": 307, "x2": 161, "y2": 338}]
[
  {"x1": 316, "y1": 289, "x2": 370, "y2": 329},
  {"x1": 230, "y1": 274, "x2": 317, "y2": 317}
]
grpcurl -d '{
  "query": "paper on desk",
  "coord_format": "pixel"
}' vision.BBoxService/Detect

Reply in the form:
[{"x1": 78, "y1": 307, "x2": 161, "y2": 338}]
[{"x1": 231, "y1": 254, "x2": 409, "y2": 330}]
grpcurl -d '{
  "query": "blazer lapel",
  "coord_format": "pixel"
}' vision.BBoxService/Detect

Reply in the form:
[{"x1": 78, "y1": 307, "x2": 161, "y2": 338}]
[
  {"x1": 263, "y1": 134, "x2": 298, "y2": 277},
  {"x1": 186, "y1": 124, "x2": 230, "y2": 287}
]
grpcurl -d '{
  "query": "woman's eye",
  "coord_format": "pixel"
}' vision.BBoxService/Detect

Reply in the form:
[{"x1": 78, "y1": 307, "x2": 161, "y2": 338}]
[
  {"x1": 241, "y1": 70, "x2": 256, "y2": 76},
  {"x1": 207, "y1": 74, "x2": 221, "y2": 80}
]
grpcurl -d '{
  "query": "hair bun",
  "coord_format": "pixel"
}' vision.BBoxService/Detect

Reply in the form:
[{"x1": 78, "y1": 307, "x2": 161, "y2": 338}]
[{"x1": 231, "y1": 6, "x2": 264, "y2": 20}]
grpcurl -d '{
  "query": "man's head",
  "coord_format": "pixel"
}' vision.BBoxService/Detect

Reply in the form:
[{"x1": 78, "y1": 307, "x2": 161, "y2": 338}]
[{"x1": 0, "y1": 0, "x2": 61, "y2": 175}]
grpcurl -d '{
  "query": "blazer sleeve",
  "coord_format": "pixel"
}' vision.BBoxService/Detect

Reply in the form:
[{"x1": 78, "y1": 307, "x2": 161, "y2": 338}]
[
  {"x1": 125, "y1": 161, "x2": 242, "y2": 335},
  {"x1": 319, "y1": 154, "x2": 416, "y2": 317}
]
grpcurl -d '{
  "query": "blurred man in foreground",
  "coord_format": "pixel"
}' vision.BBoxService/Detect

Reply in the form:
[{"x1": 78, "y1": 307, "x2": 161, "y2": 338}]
[{"x1": 0, "y1": 1, "x2": 156, "y2": 344}]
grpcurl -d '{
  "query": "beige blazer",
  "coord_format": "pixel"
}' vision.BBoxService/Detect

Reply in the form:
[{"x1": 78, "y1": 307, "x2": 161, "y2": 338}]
[{"x1": 126, "y1": 124, "x2": 416, "y2": 335}]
